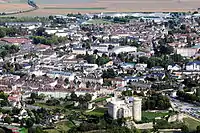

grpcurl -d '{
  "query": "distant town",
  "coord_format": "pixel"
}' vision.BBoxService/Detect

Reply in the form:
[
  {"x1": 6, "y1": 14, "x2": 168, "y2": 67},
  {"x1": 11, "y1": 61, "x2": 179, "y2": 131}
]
[{"x1": 0, "y1": 12, "x2": 200, "y2": 133}]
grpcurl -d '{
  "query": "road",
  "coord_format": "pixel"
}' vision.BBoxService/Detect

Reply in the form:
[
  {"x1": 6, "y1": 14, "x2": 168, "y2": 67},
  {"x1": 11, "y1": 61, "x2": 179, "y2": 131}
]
[{"x1": 170, "y1": 97, "x2": 200, "y2": 120}]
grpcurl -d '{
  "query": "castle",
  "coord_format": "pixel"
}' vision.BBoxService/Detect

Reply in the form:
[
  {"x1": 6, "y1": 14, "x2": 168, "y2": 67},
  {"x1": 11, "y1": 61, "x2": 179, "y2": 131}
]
[{"x1": 107, "y1": 96, "x2": 142, "y2": 121}]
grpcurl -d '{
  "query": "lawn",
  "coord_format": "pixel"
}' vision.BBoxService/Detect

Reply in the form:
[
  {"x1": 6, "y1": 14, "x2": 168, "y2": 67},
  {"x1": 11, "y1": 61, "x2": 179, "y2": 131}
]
[
  {"x1": 86, "y1": 108, "x2": 107, "y2": 117},
  {"x1": 44, "y1": 121, "x2": 74, "y2": 133},
  {"x1": 92, "y1": 96, "x2": 111, "y2": 103},
  {"x1": 142, "y1": 111, "x2": 169, "y2": 121},
  {"x1": 84, "y1": 19, "x2": 112, "y2": 25},
  {"x1": 34, "y1": 102, "x2": 64, "y2": 110},
  {"x1": 183, "y1": 117, "x2": 200, "y2": 132}
]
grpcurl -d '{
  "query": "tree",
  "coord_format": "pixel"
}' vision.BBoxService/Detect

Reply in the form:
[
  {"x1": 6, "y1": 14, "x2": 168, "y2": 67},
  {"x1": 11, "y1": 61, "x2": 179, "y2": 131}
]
[
  {"x1": 139, "y1": 56, "x2": 149, "y2": 64},
  {"x1": 64, "y1": 78, "x2": 69, "y2": 84},
  {"x1": 70, "y1": 92, "x2": 78, "y2": 101},
  {"x1": 30, "y1": 93, "x2": 37, "y2": 99},
  {"x1": 0, "y1": 29, "x2": 6, "y2": 38},
  {"x1": 170, "y1": 53, "x2": 184, "y2": 63},
  {"x1": 84, "y1": 54, "x2": 96, "y2": 64},
  {"x1": 35, "y1": 27, "x2": 45, "y2": 36},
  {"x1": 12, "y1": 107, "x2": 20, "y2": 115},
  {"x1": 102, "y1": 69, "x2": 116, "y2": 79},
  {"x1": 122, "y1": 90, "x2": 132, "y2": 96},
  {"x1": 157, "y1": 44, "x2": 174, "y2": 55},
  {"x1": 86, "y1": 81, "x2": 91, "y2": 88},
  {"x1": 0, "y1": 50, "x2": 7, "y2": 59},
  {"x1": 49, "y1": 15, "x2": 54, "y2": 20},
  {"x1": 181, "y1": 125, "x2": 189, "y2": 133},
  {"x1": 35, "y1": 126, "x2": 47, "y2": 133},
  {"x1": 26, "y1": 118, "x2": 33, "y2": 128},
  {"x1": 197, "y1": 125, "x2": 200, "y2": 133},
  {"x1": 84, "y1": 93, "x2": 92, "y2": 102},
  {"x1": 4, "y1": 116, "x2": 11, "y2": 124}
]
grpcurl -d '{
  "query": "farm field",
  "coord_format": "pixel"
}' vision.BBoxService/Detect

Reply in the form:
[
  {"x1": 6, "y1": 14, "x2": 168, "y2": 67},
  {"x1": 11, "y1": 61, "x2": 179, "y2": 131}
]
[{"x1": 0, "y1": 0, "x2": 200, "y2": 16}]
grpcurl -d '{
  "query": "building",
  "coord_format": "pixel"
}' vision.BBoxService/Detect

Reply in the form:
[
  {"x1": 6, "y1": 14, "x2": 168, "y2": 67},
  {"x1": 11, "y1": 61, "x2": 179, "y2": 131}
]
[
  {"x1": 108, "y1": 96, "x2": 142, "y2": 121},
  {"x1": 111, "y1": 46, "x2": 137, "y2": 54},
  {"x1": 167, "y1": 64, "x2": 182, "y2": 71},
  {"x1": 46, "y1": 71, "x2": 74, "y2": 81},
  {"x1": 186, "y1": 61, "x2": 200, "y2": 71},
  {"x1": 135, "y1": 63, "x2": 148, "y2": 71},
  {"x1": 72, "y1": 48, "x2": 86, "y2": 55},
  {"x1": 176, "y1": 48, "x2": 197, "y2": 57},
  {"x1": 81, "y1": 77, "x2": 103, "y2": 85}
]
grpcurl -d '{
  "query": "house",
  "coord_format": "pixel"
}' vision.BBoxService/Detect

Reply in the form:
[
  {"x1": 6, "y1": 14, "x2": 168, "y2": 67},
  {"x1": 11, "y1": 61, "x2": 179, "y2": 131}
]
[
  {"x1": 151, "y1": 66, "x2": 164, "y2": 71},
  {"x1": 91, "y1": 45, "x2": 108, "y2": 52},
  {"x1": 72, "y1": 48, "x2": 86, "y2": 55},
  {"x1": 167, "y1": 64, "x2": 182, "y2": 71},
  {"x1": 110, "y1": 78, "x2": 127, "y2": 87},
  {"x1": 0, "y1": 38, "x2": 31, "y2": 45},
  {"x1": 135, "y1": 63, "x2": 147, "y2": 71},
  {"x1": 111, "y1": 46, "x2": 137, "y2": 54},
  {"x1": 186, "y1": 61, "x2": 200, "y2": 71},
  {"x1": 81, "y1": 77, "x2": 103, "y2": 85},
  {"x1": 176, "y1": 48, "x2": 198, "y2": 57},
  {"x1": 5, "y1": 22, "x2": 42, "y2": 27},
  {"x1": 46, "y1": 71, "x2": 75, "y2": 81},
  {"x1": 120, "y1": 62, "x2": 135, "y2": 69}
]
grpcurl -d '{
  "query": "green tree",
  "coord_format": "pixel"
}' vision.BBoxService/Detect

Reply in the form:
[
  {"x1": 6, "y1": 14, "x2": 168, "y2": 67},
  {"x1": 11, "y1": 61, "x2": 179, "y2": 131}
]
[
  {"x1": 122, "y1": 90, "x2": 132, "y2": 96},
  {"x1": 102, "y1": 69, "x2": 116, "y2": 79},
  {"x1": 197, "y1": 125, "x2": 200, "y2": 133},
  {"x1": 0, "y1": 29, "x2": 6, "y2": 38},
  {"x1": 70, "y1": 92, "x2": 78, "y2": 101},
  {"x1": 181, "y1": 125, "x2": 189, "y2": 133},
  {"x1": 0, "y1": 50, "x2": 7, "y2": 59},
  {"x1": 4, "y1": 116, "x2": 11, "y2": 124},
  {"x1": 30, "y1": 93, "x2": 37, "y2": 99},
  {"x1": 84, "y1": 93, "x2": 92, "y2": 102},
  {"x1": 64, "y1": 78, "x2": 69, "y2": 84},
  {"x1": 26, "y1": 118, "x2": 33, "y2": 128}
]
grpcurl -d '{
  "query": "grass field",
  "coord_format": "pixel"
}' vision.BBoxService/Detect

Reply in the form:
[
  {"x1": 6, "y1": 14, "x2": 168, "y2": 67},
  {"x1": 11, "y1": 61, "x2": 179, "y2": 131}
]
[
  {"x1": 92, "y1": 96, "x2": 111, "y2": 103},
  {"x1": 44, "y1": 121, "x2": 74, "y2": 133},
  {"x1": 142, "y1": 111, "x2": 169, "y2": 121},
  {"x1": 34, "y1": 102, "x2": 65, "y2": 110},
  {"x1": 86, "y1": 107, "x2": 107, "y2": 117},
  {"x1": 183, "y1": 117, "x2": 200, "y2": 132}
]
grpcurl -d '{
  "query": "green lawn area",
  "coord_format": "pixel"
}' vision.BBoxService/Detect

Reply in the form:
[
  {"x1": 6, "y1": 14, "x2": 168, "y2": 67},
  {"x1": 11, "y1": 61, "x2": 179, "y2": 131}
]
[
  {"x1": 34, "y1": 102, "x2": 65, "y2": 110},
  {"x1": 92, "y1": 96, "x2": 111, "y2": 103},
  {"x1": 44, "y1": 121, "x2": 74, "y2": 133},
  {"x1": 84, "y1": 19, "x2": 112, "y2": 25},
  {"x1": 142, "y1": 111, "x2": 169, "y2": 121},
  {"x1": 86, "y1": 108, "x2": 107, "y2": 117},
  {"x1": 183, "y1": 117, "x2": 200, "y2": 132}
]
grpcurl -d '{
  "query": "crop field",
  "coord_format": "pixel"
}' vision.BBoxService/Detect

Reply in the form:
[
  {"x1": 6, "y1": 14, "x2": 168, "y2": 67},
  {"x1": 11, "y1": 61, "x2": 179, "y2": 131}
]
[{"x1": 0, "y1": 0, "x2": 200, "y2": 16}]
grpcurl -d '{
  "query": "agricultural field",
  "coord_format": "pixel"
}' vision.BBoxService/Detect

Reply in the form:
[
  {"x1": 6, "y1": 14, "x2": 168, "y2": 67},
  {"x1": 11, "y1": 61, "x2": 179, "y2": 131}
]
[{"x1": 0, "y1": 0, "x2": 200, "y2": 16}]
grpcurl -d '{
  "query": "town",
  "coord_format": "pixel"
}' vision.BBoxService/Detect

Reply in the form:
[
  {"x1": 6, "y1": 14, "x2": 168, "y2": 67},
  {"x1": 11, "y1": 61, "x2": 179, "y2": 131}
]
[{"x1": 0, "y1": 12, "x2": 200, "y2": 133}]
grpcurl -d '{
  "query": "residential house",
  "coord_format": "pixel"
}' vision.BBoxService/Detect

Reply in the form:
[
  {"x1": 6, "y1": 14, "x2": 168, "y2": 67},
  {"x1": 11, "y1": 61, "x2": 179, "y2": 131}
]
[
  {"x1": 186, "y1": 61, "x2": 200, "y2": 71},
  {"x1": 167, "y1": 64, "x2": 182, "y2": 71}
]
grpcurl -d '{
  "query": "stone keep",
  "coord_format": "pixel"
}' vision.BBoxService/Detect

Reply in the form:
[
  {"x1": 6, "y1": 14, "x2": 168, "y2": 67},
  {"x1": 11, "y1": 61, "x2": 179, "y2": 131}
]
[{"x1": 133, "y1": 97, "x2": 142, "y2": 121}]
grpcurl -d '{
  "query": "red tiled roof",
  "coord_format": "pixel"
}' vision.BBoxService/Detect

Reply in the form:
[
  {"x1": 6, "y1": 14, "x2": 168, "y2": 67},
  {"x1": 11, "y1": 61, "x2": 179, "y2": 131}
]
[{"x1": 1, "y1": 38, "x2": 31, "y2": 44}]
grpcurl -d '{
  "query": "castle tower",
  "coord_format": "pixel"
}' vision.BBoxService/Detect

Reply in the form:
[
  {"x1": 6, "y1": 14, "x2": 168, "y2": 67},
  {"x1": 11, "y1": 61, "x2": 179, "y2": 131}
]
[{"x1": 133, "y1": 97, "x2": 142, "y2": 122}]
